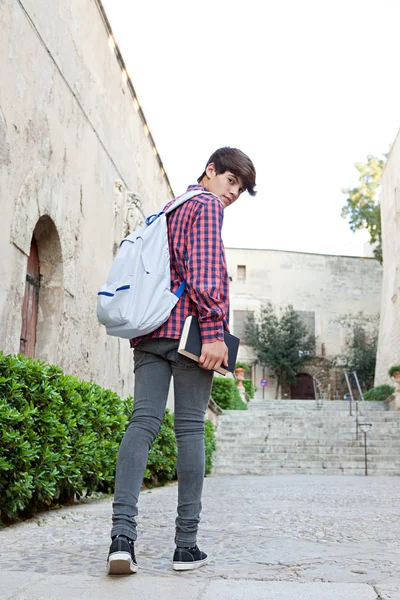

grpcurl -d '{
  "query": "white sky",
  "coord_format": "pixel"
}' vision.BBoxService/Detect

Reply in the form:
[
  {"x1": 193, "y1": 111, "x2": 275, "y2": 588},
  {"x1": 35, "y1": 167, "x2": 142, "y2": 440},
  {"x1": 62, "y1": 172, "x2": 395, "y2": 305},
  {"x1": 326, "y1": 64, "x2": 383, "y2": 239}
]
[{"x1": 102, "y1": 0, "x2": 400, "y2": 256}]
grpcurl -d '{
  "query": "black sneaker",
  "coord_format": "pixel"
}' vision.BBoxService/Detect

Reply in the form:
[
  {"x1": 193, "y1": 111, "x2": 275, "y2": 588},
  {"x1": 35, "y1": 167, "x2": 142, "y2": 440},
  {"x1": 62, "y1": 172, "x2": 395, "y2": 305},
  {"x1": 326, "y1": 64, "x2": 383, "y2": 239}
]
[
  {"x1": 107, "y1": 535, "x2": 138, "y2": 575},
  {"x1": 172, "y1": 544, "x2": 208, "y2": 571}
]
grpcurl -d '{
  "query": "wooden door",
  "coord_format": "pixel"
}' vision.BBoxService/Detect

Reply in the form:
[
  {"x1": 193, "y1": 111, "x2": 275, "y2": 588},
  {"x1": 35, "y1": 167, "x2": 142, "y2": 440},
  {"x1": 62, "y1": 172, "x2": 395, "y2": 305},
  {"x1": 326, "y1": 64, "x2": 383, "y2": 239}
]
[
  {"x1": 291, "y1": 373, "x2": 315, "y2": 400},
  {"x1": 19, "y1": 237, "x2": 40, "y2": 357}
]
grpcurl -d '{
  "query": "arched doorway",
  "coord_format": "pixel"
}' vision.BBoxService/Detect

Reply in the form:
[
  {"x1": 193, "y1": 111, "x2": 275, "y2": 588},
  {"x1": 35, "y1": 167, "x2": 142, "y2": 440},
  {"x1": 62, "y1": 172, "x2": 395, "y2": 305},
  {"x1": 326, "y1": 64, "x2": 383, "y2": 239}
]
[
  {"x1": 19, "y1": 237, "x2": 40, "y2": 357},
  {"x1": 19, "y1": 216, "x2": 63, "y2": 364},
  {"x1": 291, "y1": 373, "x2": 315, "y2": 399}
]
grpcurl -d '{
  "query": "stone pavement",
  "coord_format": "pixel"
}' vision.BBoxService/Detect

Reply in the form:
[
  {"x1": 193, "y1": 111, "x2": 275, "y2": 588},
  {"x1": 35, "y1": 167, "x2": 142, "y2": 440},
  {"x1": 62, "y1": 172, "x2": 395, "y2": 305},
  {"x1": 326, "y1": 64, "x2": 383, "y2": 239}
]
[{"x1": 1, "y1": 475, "x2": 399, "y2": 600}]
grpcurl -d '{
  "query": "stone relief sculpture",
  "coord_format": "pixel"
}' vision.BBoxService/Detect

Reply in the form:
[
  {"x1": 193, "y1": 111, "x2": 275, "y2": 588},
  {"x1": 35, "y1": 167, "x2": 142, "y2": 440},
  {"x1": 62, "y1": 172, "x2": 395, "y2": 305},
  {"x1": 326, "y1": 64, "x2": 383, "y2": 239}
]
[{"x1": 113, "y1": 180, "x2": 145, "y2": 255}]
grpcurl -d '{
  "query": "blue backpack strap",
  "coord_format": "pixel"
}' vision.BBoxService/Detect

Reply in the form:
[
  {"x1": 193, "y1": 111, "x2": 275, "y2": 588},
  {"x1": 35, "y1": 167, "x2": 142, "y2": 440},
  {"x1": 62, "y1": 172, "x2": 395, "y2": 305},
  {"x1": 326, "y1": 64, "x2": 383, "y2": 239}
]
[{"x1": 174, "y1": 279, "x2": 186, "y2": 298}]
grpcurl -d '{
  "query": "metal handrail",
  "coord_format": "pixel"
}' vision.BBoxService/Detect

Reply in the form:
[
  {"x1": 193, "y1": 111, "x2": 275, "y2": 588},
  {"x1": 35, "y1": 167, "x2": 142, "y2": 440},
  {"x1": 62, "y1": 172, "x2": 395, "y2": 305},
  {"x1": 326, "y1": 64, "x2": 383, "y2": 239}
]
[
  {"x1": 313, "y1": 377, "x2": 323, "y2": 408},
  {"x1": 344, "y1": 371, "x2": 372, "y2": 475}
]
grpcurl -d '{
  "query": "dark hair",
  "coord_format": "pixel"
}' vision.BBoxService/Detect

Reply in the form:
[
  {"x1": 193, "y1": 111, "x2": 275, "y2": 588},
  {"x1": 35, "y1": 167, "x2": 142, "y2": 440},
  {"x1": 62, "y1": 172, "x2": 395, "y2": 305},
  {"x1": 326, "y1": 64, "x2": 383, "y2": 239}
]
[{"x1": 197, "y1": 147, "x2": 257, "y2": 196}]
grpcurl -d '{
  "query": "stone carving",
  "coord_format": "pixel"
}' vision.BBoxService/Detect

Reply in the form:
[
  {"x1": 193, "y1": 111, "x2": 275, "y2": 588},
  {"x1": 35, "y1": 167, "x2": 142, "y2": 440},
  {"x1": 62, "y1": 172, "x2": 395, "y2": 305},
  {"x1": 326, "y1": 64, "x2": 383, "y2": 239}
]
[
  {"x1": 113, "y1": 180, "x2": 145, "y2": 244},
  {"x1": 124, "y1": 191, "x2": 144, "y2": 237}
]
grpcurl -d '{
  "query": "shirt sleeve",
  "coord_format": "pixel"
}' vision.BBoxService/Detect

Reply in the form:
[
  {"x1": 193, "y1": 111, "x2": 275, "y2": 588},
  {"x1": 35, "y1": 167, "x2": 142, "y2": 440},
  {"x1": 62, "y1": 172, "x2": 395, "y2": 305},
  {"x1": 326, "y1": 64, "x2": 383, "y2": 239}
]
[{"x1": 185, "y1": 197, "x2": 227, "y2": 343}]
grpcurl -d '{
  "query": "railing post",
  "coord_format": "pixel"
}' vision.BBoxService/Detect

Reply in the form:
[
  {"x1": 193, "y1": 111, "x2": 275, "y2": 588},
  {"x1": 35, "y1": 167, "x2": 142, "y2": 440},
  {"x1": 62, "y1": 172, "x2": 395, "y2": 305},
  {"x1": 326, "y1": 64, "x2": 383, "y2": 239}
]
[{"x1": 364, "y1": 430, "x2": 368, "y2": 476}]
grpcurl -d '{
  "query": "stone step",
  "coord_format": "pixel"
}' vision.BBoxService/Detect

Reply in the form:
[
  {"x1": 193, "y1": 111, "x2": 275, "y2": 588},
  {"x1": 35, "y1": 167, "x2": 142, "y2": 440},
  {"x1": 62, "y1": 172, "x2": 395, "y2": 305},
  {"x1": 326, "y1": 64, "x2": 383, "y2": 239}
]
[
  {"x1": 214, "y1": 445, "x2": 400, "y2": 456},
  {"x1": 213, "y1": 466, "x2": 400, "y2": 475},
  {"x1": 213, "y1": 399, "x2": 399, "y2": 476},
  {"x1": 241, "y1": 400, "x2": 387, "y2": 410},
  {"x1": 216, "y1": 439, "x2": 400, "y2": 449},
  {"x1": 213, "y1": 457, "x2": 399, "y2": 468}
]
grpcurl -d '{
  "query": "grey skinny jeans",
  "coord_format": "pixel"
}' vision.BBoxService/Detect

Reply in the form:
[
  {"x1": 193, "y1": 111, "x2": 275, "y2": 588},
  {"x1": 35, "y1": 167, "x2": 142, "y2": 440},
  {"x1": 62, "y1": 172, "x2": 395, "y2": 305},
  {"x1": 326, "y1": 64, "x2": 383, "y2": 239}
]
[{"x1": 111, "y1": 338, "x2": 214, "y2": 547}]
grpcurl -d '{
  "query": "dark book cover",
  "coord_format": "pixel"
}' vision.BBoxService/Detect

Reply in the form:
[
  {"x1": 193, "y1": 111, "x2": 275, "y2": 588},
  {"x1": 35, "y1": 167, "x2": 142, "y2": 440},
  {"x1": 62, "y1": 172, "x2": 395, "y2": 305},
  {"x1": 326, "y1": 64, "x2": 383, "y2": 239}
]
[{"x1": 178, "y1": 316, "x2": 240, "y2": 376}]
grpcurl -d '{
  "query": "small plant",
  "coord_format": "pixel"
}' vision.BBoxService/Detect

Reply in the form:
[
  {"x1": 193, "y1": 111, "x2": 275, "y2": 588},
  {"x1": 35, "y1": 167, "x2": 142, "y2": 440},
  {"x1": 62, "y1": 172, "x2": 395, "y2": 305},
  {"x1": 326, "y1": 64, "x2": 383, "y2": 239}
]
[
  {"x1": 235, "y1": 362, "x2": 251, "y2": 372},
  {"x1": 363, "y1": 385, "x2": 395, "y2": 402},
  {"x1": 389, "y1": 365, "x2": 400, "y2": 378}
]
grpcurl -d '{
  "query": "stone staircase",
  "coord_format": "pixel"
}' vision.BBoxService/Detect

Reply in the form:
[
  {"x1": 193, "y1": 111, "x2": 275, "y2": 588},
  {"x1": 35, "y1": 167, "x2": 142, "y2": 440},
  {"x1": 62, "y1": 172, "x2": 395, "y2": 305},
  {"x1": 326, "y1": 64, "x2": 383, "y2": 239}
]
[{"x1": 213, "y1": 398, "x2": 400, "y2": 475}]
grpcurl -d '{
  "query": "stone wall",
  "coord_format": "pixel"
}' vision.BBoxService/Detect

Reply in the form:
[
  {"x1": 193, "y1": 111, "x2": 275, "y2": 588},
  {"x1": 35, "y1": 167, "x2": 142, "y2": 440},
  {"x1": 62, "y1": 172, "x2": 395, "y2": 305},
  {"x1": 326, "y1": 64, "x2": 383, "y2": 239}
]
[
  {"x1": 225, "y1": 248, "x2": 382, "y2": 399},
  {"x1": 0, "y1": 0, "x2": 172, "y2": 398},
  {"x1": 375, "y1": 127, "x2": 400, "y2": 386}
]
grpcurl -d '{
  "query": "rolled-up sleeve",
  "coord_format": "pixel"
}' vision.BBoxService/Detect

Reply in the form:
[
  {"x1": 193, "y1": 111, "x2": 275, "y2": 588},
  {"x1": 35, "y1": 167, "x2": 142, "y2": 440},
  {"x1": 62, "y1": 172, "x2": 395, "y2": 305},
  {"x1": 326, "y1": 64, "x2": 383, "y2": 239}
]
[{"x1": 185, "y1": 198, "x2": 228, "y2": 343}]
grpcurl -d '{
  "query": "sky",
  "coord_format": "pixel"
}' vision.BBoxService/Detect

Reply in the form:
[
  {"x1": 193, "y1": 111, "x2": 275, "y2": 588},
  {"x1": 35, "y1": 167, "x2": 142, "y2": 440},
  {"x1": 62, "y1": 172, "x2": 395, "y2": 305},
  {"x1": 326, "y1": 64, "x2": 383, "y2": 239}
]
[{"x1": 101, "y1": 0, "x2": 400, "y2": 256}]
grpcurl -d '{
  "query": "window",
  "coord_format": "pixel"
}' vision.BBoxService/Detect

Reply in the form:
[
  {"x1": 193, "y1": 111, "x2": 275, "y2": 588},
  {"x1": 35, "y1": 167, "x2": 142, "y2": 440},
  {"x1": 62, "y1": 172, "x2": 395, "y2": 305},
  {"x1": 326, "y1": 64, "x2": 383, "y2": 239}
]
[
  {"x1": 237, "y1": 265, "x2": 246, "y2": 281},
  {"x1": 233, "y1": 310, "x2": 254, "y2": 342}
]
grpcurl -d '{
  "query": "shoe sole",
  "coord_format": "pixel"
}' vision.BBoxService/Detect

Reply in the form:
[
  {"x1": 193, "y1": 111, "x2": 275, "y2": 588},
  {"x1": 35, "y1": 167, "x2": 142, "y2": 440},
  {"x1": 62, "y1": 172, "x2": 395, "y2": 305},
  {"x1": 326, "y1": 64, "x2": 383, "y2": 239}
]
[
  {"x1": 107, "y1": 552, "x2": 138, "y2": 575},
  {"x1": 172, "y1": 556, "x2": 209, "y2": 571}
]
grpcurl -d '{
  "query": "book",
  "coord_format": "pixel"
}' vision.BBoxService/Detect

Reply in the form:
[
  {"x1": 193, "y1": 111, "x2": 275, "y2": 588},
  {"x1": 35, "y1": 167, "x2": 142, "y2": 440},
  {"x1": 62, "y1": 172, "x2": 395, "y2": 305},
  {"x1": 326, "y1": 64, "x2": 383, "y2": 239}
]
[{"x1": 178, "y1": 315, "x2": 240, "y2": 376}]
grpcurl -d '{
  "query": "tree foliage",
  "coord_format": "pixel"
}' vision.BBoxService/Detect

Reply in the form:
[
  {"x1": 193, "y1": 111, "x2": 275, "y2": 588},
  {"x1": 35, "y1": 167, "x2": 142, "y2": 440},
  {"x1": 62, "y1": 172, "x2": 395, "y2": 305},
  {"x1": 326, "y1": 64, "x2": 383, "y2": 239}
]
[
  {"x1": 245, "y1": 303, "x2": 316, "y2": 399},
  {"x1": 333, "y1": 312, "x2": 379, "y2": 391},
  {"x1": 341, "y1": 154, "x2": 386, "y2": 263}
]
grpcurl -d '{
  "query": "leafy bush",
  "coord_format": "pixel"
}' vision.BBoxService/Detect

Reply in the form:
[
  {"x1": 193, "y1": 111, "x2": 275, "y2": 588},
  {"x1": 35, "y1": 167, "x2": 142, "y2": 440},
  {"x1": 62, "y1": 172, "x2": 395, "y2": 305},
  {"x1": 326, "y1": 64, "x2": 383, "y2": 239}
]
[
  {"x1": 0, "y1": 352, "x2": 130, "y2": 523},
  {"x1": 363, "y1": 384, "x2": 395, "y2": 402},
  {"x1": 204, "y1": 420, "x2": 216, "y2": 475},
  {"x1": 211, "y1": 378, "x2": 247, "y2": 410},
  {"x1": 0, "y1": 352, "x2": 218, "y2": 523},
  {"x1": 242, "y1": 379, "x2": 255, "y2": 399}
]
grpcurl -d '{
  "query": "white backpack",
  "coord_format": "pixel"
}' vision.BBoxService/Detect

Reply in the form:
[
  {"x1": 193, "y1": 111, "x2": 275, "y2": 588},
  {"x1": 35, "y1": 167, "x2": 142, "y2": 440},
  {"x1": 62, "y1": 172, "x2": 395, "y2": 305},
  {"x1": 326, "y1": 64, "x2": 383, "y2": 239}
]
[{"x1": 97, "y1": 189, "x2": 216, "y2": 339}]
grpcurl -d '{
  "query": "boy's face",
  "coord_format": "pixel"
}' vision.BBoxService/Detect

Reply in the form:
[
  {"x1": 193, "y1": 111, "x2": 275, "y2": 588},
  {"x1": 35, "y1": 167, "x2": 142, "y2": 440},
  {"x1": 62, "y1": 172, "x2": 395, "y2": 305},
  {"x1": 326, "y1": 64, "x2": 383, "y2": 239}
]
[{"x1": 204, "y1": 163, "x2": 245, "y2": 208}]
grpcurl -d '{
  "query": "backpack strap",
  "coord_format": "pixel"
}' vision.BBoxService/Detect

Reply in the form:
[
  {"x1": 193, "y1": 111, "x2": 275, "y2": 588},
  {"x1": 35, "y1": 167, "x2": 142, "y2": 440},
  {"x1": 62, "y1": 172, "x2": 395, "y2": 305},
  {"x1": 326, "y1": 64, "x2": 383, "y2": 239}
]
[{"x1": 163, "y1": 189, "x2": 220, "y2": 215}]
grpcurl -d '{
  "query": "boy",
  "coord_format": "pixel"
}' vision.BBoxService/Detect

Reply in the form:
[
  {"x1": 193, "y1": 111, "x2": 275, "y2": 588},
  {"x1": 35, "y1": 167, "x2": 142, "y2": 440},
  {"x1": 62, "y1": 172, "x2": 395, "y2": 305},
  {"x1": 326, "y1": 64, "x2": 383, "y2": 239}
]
[{"x1": 107, "y1": 147, "x2": 256, "y2": 574}]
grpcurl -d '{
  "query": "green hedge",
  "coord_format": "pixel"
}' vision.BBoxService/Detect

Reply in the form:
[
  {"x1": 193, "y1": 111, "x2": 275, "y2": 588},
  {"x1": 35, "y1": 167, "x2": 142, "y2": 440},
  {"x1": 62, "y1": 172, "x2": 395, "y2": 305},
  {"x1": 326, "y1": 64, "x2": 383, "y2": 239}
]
[
  {"x1": 242, "y1": 379, "x2": 255, "y2": 400},
  {"x1": 0, "y1": 352, "x2": 216, "y2": 523},
  {"x1": 211, "y1": 377, "x2": 247, "y2": 410},
  {"x1": 204, "y1": 420, "x2": 216, "y2": 475},
  {"x1": 363, "y1": 384, "x2": 395, "y2": 402}
]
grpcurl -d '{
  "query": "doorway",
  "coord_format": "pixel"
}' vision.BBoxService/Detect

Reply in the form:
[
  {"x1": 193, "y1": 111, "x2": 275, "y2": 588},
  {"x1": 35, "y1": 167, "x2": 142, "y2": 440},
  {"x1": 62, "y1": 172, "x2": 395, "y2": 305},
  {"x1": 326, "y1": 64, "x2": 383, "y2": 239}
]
[
  {"x1": 19, "y1": 237, "x2": 40, "y2": 357},
  {"x1": 291, "y1": 373, "x2": 315, "y2": 399}
]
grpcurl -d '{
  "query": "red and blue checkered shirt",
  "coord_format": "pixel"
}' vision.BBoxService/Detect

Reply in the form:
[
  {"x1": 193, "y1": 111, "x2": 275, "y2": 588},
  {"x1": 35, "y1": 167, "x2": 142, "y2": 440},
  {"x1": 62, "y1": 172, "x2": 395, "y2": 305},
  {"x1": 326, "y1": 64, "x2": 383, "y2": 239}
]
[{"x1": 130, "y1": 185, "x2": 229, "y2": 348}]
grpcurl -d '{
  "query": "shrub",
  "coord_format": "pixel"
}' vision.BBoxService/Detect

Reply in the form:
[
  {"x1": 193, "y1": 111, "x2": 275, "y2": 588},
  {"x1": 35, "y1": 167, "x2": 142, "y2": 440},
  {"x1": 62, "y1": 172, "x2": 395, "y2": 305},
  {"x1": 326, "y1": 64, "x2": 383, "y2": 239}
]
[
  {"x1": 0, "y1": 352, "x2": 218, "y2": 523},
  {"x1": 0, "y1": 352, "x2": 129, "y2": 523},
  {"x1": 204, "y1": 420, "x2": 216, "y2": 475},
  {"x1": 363, "y1": 384, "x2": 395, "y2": 402},
  {"x1": 211, "y1": 377, "x2": 247, "y2": 410},
  {"x1": 389, "y1": 365, "x2": 400, "y2": 378},
  {"x1": 242, "y1": 379, "x2": 255, "y2": 400}
]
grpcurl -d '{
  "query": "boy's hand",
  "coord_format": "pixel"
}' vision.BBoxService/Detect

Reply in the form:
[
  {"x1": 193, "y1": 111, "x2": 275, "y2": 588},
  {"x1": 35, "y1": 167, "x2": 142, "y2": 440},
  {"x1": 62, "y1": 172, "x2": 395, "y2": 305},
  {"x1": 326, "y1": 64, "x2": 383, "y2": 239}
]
[{"x1": 199, "y1": 341, "x2": 229, "y2": 371}]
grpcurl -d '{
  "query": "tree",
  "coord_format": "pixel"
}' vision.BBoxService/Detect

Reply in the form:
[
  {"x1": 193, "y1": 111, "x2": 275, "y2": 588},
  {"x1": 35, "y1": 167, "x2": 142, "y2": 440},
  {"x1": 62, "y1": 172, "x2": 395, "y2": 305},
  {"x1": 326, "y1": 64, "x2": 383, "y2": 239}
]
[
  {"x1": 245, "y1": 303, "x2": 316, "y2": 399},
  {"x1": 333, "y1": 312, "x2": 379, "y2": 391},
  {"x1": 341, "y1": 155, "x2": 386, "y2": 264}
]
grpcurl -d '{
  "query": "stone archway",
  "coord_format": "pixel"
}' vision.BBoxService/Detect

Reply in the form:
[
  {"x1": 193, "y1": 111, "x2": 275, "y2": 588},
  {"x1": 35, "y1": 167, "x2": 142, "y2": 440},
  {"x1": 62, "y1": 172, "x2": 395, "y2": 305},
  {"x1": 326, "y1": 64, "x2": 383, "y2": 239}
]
[
  {"x1": 288, "y1": 361, "x2": 331, "y2": 400},
  {"x1": 32, "y1": 216, "x2": 63, "y2": 364}
]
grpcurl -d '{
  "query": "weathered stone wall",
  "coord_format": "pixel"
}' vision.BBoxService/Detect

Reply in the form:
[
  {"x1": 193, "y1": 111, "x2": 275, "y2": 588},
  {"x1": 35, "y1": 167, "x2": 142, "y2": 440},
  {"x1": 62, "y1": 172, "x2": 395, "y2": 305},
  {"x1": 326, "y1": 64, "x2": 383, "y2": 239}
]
[
  {"x1": 225, "y1": 248, "x2": 382, "y2": 399},
  {"x1": 375, "y1": 128, "x2": 400, "y2": 386},
  {"x1": 0, "y1": 0, "x2": 172, "y2": 398}
]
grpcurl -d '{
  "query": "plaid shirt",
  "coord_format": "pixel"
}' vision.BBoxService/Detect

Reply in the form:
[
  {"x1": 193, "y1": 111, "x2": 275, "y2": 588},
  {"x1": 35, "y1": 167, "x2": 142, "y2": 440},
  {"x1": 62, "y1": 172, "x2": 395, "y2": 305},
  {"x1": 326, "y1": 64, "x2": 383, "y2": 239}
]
[{"x1": 130, "y1": 185, "x2": 229, "y2": 347}]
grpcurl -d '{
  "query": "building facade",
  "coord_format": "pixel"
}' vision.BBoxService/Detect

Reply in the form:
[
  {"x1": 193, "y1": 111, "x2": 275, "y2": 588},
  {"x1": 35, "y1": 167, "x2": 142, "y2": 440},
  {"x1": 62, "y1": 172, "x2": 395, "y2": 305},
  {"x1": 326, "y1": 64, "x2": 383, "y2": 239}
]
[
  {"x1": 375, "y1": 128, "x2": 400, "y2": 385},
  {"x1": 226, "y1": 248, "x2": 382, "y2": 399},
  {"x1": 0, "y1": 0, "x2": 172, "y2": 398}
]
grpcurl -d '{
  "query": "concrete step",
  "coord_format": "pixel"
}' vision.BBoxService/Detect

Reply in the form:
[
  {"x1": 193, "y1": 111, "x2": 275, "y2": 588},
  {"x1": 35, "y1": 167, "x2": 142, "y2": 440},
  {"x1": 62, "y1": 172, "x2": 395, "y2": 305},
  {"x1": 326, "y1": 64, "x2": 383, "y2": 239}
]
[
  {"x1": 213, "y1": 466, "x2": 400, "y2": 475},
  {"x1": 213, "y1": 399, "x2": 399, "y2": 476}
]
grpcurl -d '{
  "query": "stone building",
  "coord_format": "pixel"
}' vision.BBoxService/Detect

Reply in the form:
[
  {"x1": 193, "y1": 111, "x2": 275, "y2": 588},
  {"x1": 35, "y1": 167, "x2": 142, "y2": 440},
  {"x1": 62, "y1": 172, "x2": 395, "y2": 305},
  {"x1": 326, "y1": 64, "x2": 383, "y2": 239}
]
[
  {"x1": 0, "y1": 0, "x2": 173, "y2": 398},
  {"x1": 226, "y1": 247, "x2": 382, "y2": 399},
  {"x1": 375, "y1": 127, "x2": 400, "y2": 385}
]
